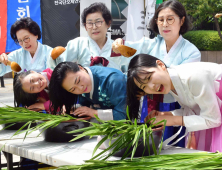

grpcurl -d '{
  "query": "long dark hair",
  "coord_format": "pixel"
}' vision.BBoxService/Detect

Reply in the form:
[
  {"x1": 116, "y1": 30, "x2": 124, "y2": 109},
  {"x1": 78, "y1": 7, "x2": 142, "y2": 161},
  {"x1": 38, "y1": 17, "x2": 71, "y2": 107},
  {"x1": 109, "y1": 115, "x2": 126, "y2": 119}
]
[
  {"x1": 49, "y1": 62, "x2": 80, "y2": 115},
  {"x1": 13, "y1": 71, "x2": 38, "y2": 107},
  {"x1": 149, "y1": 0, "x2": 191, "y2": 35},
  {"x1": 127, "y1": 54, "x2": 163, "y2": 120}
]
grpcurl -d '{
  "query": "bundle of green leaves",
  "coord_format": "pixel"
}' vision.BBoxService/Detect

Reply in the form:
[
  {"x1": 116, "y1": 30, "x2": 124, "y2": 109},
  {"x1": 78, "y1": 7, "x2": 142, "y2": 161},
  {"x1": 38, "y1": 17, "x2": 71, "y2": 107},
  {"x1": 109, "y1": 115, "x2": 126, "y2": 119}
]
[
  {"x1": 0, "y1": 106, "x2": 166, "y2": 160},
  {"x1": 54, "y1": 152, "x2": 222, "y2": 170}
]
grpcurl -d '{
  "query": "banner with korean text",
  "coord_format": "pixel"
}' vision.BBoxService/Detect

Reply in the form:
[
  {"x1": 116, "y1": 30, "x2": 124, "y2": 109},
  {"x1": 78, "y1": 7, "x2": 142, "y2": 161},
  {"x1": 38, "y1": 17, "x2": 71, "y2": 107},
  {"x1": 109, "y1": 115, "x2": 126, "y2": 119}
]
[
  {"x1": 0, "y1": 0, "x2": 7, "y2": 54},
  {"x1": 6, "y1": 0, "x2": 41, "y2": 53}
]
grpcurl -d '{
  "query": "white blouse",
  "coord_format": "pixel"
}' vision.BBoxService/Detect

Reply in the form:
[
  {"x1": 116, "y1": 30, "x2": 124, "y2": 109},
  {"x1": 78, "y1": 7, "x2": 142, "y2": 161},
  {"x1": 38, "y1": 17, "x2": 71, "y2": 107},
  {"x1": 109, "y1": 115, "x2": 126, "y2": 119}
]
[{"x1": 168, "y1": 62, "x2": 222, "y2": 132}]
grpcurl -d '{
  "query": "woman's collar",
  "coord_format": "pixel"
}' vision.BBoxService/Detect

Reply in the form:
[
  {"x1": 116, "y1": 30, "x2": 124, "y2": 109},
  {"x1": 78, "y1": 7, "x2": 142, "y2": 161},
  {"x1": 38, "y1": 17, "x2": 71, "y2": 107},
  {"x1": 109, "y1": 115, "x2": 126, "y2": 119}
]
[{"x1": 84, "y1": 67, "x2": 94, "y2": 99}]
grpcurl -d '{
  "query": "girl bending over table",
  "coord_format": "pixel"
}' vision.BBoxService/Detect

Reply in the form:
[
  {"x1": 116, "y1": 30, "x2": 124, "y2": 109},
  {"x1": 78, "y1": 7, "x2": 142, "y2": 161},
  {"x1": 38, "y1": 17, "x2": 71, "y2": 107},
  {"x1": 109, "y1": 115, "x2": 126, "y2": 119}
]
[
  {"x1": 49, "y1": 62, "x2": 127, "y2": 120},
  {"x1": 127, "y1": 53, "x2": 222, "y2": 152}
]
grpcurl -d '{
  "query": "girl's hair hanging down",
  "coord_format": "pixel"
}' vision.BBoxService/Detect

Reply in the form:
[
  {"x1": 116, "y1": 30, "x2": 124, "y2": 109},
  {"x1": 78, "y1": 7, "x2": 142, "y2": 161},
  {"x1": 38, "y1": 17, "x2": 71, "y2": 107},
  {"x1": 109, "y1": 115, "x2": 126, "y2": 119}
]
[
  {"x1": 127, "y1": 54, "x2": 162, "y2": 120},
  {"x1": 13, "y1": 71, "x2": 38, "y2": 107},
  {"x1": 49, "y1": 62, "x2": 80, "y2": 115}
]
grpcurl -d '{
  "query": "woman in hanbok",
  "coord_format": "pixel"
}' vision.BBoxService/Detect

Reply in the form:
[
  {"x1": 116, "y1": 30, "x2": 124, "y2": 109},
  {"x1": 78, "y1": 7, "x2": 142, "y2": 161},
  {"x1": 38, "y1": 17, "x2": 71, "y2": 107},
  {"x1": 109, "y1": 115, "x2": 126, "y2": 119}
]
[
  {"x1": 0, "y1": 17, "x2": 52, "y2": 76},
  {"x1": 13, "y1": 68, "x2": 53, "y2": 112},
  {"x1": 47, "y1": 2, "x2": 121, "y2": 71},
  {"x1": 112, "y1": 0, "x2": 201, "y2": 146},
  {"x1": 49, "y1": 62, "x2": 127, "y2": 121},
  {"x1": 127, "y1": 53, "x2": 222, "y2": 152}
]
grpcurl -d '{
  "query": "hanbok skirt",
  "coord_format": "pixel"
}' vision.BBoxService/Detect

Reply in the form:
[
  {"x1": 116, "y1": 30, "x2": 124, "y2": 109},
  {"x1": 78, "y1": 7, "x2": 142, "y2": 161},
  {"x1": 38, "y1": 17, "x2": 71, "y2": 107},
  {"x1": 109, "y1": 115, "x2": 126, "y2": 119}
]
[
  {"x1": 140, "y1": 94, "x2": 185, "y2": 147},
  {"x1": 192, "y1": 76, "x2": 222, "y2": 152}
]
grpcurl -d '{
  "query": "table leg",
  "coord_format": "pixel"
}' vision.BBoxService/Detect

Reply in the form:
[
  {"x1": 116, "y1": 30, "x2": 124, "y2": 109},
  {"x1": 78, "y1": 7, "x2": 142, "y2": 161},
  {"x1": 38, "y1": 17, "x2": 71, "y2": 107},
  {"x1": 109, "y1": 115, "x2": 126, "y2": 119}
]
[
  {"x1": 0, "y1": 151, "x2": 2, "y2": 170},
  {"x1": 0, "y1": 76, "x2": 5, "y2": 88},
  {"x1": 6, "y1": 152, "x2": 13, "y2": 170}
]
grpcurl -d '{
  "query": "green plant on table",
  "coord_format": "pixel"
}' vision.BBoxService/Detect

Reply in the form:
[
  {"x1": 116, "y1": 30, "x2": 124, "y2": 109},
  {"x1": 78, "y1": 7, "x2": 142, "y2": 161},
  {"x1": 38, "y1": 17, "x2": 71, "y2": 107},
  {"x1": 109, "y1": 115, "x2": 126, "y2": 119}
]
[
  {"x1": 0, "y1": 105, "x2": 166, "y2": 161},
  {"x1": 54, "y1": 152, "x2": 222, "y2": 170}
]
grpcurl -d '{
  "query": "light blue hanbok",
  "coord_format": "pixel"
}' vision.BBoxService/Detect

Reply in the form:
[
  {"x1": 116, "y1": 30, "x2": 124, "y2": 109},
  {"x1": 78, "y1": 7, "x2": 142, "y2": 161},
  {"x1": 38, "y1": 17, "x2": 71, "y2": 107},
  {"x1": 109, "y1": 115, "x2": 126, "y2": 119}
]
[
  {"x1": 47, "y1": 36, "x2": 122, "y2": 71},
  {"x1": 122, "y1": 35, "x2": 201, "y2": 69},
  {"x1": 123, "y1": 35, "x2": 201, "y2": 147},
  {"x1": 0, "y1": 41, "x2": 52, "y2": 76}
]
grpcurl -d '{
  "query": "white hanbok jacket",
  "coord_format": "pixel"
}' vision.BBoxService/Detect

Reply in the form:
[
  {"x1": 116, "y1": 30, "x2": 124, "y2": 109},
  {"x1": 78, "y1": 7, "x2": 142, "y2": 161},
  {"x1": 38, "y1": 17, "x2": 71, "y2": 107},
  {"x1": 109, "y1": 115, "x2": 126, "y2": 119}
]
[{"x1": 168, "y1": 62, "x2": 222, "y2": 132}]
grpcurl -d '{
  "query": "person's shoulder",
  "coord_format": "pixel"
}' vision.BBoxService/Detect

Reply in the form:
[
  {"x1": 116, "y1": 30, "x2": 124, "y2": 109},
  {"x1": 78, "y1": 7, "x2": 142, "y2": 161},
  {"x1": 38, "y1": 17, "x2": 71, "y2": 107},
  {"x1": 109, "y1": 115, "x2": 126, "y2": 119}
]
[
  {"x1": 70, "y1": 37, "x2": 88, "y2": 43},
  {"x1": 173, "y1": 62, "x2": 220, "y2": 81},
  {"x1": 90, "y1": 66, "x2": 123, "y2": 76},
  {"x1": 40, "y1": 43, "x2": 53, "y2": 50},
  {"x1": 181, "y1": 36, "x2": 199, "y2": 51},
  {"x1": 8, "y1": 47, "x2": 24, "y2": 57}
]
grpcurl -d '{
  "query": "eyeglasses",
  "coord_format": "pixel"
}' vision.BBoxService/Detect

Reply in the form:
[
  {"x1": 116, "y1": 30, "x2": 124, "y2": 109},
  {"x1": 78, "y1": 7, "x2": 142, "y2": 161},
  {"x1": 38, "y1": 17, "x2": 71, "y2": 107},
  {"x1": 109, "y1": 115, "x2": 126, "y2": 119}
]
[
  {"x1": 85, "y1": 20, "x2": 104, "y2": 29},
  {"x1": 17, "y1": 37, "x2": 30, "y2": 45},
  {"x1": 156, "y1": 16, "x2": 179, "y2": 25}
]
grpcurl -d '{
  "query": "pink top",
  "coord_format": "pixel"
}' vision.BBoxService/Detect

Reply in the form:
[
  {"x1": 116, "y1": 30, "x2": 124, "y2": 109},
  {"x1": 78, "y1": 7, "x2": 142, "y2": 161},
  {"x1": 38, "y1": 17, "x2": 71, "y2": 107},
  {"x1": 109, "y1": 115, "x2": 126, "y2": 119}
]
[{"x1": 38, "y1": 68, "x2": 52, "y2": 111}]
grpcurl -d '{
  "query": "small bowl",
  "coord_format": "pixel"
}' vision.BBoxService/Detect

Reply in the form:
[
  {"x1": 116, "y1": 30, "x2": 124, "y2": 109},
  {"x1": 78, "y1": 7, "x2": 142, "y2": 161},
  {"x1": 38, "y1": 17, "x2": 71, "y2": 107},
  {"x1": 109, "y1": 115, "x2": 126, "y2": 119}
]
[{"x1": 39, "y1": 117, "x2": 91, "y2": 142}]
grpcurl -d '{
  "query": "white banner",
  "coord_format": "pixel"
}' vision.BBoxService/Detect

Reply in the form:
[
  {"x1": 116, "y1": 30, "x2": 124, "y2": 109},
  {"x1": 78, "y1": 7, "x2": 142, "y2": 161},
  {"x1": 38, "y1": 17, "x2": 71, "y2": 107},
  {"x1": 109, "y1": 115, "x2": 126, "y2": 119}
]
[
  {"x1": 80, "y1": 0, "x2": 111, "y2": 38},
  {"x1": 121, "y1": 0, "x2": 156, "y2": 41},
  {"x1": 144, "y1": 0, "x2": 156, "y2": 37},
  {"x1": 125, "y1": 0, "x2": 145, "y2": 41}
]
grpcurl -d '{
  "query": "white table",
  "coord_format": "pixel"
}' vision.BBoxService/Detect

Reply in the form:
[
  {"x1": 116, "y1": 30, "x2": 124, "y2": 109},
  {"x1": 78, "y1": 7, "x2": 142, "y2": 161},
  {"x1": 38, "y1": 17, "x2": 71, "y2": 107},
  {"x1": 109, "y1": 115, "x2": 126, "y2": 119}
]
[{"x1": 0, "y1": 130, "x2": 203, "y2": 169}]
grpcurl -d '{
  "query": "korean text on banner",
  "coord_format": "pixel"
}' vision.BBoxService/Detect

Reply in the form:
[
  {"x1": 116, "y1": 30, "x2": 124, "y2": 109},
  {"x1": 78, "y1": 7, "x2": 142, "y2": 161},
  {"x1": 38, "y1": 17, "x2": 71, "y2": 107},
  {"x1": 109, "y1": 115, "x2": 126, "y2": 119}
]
[
  {"x1": 0, "y1": 0, "x2": 7, "y2": 54},
  {"x1": 6, "y1": 0, "x2": 41, "y2": 53}
]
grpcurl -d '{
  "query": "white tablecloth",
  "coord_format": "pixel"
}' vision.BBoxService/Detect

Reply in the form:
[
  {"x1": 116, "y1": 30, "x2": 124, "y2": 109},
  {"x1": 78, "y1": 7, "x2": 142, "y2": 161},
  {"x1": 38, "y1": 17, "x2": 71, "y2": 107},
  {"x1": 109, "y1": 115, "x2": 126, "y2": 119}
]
[{"x1": 0, "y1": 130, "x2": 203, "y2": 167}]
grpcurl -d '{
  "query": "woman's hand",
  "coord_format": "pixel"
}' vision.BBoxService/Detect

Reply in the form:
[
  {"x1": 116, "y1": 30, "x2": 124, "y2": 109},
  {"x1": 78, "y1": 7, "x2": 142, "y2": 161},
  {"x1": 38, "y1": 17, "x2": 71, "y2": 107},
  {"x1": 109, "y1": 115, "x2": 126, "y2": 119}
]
[
  {"x1": 112, "y1": 38, "x2": 123, "y2": 54},
  {"x1": 0, "y1": 53, "x2": 9, "y2": 66},
  {"x1": 61, "y1": 105, "x2": 66, "y2": 115},
  {"x1": 27, "y1": 102, "x2": 45, "y2": 111},
  {"x1": 145, "y1": 110, "x2": 182, "y2": 126},
  {"x1": 72, "y1": 106, "x2": 97, "y2": 118}
]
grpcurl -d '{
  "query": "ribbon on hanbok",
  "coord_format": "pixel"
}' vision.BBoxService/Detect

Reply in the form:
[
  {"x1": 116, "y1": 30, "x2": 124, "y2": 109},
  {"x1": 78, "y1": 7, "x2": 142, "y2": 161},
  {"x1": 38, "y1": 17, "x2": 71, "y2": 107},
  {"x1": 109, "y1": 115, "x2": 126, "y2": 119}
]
[{"x1": 90, "y1": 56, "x2": 109, "y2": 67}]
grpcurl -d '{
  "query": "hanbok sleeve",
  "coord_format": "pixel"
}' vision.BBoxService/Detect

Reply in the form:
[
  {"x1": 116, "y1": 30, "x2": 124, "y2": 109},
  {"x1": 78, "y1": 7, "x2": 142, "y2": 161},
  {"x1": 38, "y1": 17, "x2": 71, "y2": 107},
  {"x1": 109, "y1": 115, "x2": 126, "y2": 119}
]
[
  {"x1": 98, "y1": 73, "x2": 127, "y2": 120},
  {"x1": 124, "y1": 37, "x2": 158, "y2": 57},
  {"x1": 47, "y1": 38, "x2": 80, "y2": 70},
  {"x1": 172, "y1": 71, "x2": 221, "y2": 132},
  {"x1": 0, "y1": 50, "x2": 21, "y2": 76},
  {"x1": 78, "y1": 95, "x2": 92, "y2": 108},
  {"x1": 180, "y1": 40, "x2": 201, "y2": 64}
]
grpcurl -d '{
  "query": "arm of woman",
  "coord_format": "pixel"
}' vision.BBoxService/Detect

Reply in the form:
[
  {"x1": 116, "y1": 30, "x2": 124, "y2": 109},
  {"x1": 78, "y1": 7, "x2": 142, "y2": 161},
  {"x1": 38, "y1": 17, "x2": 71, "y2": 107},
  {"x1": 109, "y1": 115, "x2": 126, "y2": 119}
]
[
  {"x1": 112, "y1": 37, "x2": 157, "y2": 57},
  {"x1": 27, "y1": 102, "x2": 45, "y2": 110},
  {"x1": 0, "y1": 51, "x2": 20, "y2": 76},
  {"x1": 71, "y1": 95, "x2": 97, "y2": 117},
  {"x1": 105, "y1": 73, "x2": 127, "y2": 120},
  {"x1": 172, "y1": 69, "x2": 221, "y2": 132},
  {"x1": 180, "y1": 41, "x2": 201, "y2": 64},
  {"x1": 47, "y1": 38, "x2": 80, "y2": 70},
  {"x1": 144, "y1": 110, "x2": 183, "y2": 126}
]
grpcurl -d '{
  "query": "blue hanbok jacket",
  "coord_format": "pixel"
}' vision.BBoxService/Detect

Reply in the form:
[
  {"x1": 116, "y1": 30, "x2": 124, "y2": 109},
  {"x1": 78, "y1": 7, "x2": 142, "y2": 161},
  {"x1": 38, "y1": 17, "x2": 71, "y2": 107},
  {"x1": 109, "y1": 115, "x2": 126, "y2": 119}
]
[{"x1": 79, "y1": 66, "x2": 127, "y2": 121}]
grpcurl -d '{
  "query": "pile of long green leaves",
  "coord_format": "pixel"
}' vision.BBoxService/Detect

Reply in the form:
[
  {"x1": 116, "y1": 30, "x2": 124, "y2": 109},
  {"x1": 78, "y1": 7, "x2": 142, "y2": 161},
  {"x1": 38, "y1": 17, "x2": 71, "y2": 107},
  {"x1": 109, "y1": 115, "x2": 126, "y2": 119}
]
[
  {"x1": 0, "y1": 106, "x2": 166, "y2": 160},
  {"x1": 68, "y1": 111, "x2": 166, "y2": 160},
  {"x1": 55, "y1": 152, "x2": 222, "y2": 170},
  {"x1": 0, "y1": 106, "x2": 78, "y2": 139}
]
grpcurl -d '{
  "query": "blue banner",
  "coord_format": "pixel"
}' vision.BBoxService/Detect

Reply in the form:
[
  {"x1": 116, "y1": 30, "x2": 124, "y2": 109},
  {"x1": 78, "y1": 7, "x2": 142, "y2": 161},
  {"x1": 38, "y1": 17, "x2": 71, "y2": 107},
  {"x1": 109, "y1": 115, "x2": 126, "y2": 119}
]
[{"x1": 6, "y1": 0, "x2": 41, "y2": 53}]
